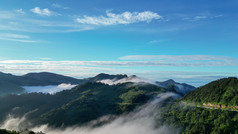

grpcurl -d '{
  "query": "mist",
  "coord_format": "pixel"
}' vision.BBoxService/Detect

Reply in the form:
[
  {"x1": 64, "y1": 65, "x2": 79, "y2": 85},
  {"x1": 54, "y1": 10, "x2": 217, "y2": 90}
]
[
  {"x1": 97, "y1": 75, "x2": 157, "y2": 86},
  {"x1": 0, "y1": 93, "x2": 179, "y2": 134},
  {"x1": 23, "y1": 83, "x2": 78, "y2": 94},
  {"x1": 97, "y1": 76, "x2": 194, "y2": 95}
]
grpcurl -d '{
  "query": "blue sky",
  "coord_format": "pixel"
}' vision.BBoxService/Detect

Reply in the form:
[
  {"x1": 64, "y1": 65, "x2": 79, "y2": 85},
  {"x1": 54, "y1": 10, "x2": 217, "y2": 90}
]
[{"x1": 0, "y1": 0, "x2": 238, "y2": 86}]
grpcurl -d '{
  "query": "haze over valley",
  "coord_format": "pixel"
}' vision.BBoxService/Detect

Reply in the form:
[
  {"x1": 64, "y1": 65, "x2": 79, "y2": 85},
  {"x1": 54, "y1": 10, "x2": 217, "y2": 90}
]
[{"x1": 0, "y1": 0, "x2": 238, "y2": 133}]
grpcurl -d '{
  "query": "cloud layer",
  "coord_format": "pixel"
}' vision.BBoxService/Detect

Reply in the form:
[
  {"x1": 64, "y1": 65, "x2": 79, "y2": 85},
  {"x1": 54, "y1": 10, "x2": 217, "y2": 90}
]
[
  {"x1": 0, "y1": 55, "x2": 237, "y2": 86},
  {"x1": 76, "y1": 11, "x2": 162, "y2": 26},
  {"x1": 97, "y1": 75, "x2": 153, "y2": 85},
  {"x1": 23, "y1": 83, "x2": 78, "y2": 94},
  {"x1": 0, "y1": 55, "x2": 236, "y2": 67},
  {"x1": 119, "y1": 55, "x2": 235, "y2": 62},
  {"x1": 0, "y1": 33, "x2": 38, "y2": 43},
  {"x1": 52, "y1": 3, "x2": 69, "y2": 10},
  {"x1": 0, "y1": 9, "x2": 161, "y2": 34},
  {"x1": 0, "y1": 93, "x2": 179, "y2": 134}
]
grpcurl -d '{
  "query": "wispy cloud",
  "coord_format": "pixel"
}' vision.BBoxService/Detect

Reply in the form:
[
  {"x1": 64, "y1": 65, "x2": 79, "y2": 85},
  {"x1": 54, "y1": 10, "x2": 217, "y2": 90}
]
[
  {"x1": 3, "y1": 34, "x2": 30, "y2": 39},
  {"x1": 0, "y1": 56, "x2": 237, "y2": 86},
  {"x1": 193, "y1": 16, "x2": 207, "y2": 21},
  {"x1": 30, "y1": 7, "x2": 55, "y2": 16},
  {"x1": 0, "y1": 55, "x2": 237, "y2": 67},
  {"x1": 0, "y1": 11, "x2": 17, "y2": 19},
  {"x1": 0, "y1": 9, "x2": 161, "y2": 33},
  {"x1": 23, "y1": 83, "x2": 77, "y2": 94},
  {"x1": 76, "y1": 11, "x2": 162, "y2": 26},
  {"x1": 52, "y1": 3, "x2": 69, "y2": 10},
  {"x1": 0, "y1": 33, "x2": 39, "y2": 43},
  {"x1": 119, "y1": 55, "x2": 238, "y2": 66},
  {"x1": 119, "y1": 55, "x2": 235, "y2": 62},
  {"x1": 0, "y1": 55, "x2": 237, "y2": 75},
  {"x1": 14, "y1": 9, "x2": 25, "y2": 14},
  {"x1": 183, "y1": 14, "x2": 223, "y2": 22},
  {"x1": 0, "y1": 10, "x2": 93, "y2": 33},
  {"x1": 214, "y1": 14, "x2": 223, "y2": 18},
  {"x1": 136, "y1": 70, "x2": 238, "y2": 87},
  {"x1": 37, "y1": 57, "x2": 52, "y2": 60},
  {"x1": 147, "y1": 39, "x2": 168, "y2": 44}
]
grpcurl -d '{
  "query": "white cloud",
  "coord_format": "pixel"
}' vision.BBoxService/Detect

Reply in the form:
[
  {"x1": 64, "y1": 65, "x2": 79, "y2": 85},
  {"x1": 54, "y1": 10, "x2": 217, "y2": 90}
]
[
  {"x1": 0, "y1": 93, "x2": 178, "y2": 134},
  {"x1": 119, "y1": 55, "x2": 236, "y2": 62},
  {"x1": 30, "y1": 7, "x2": 53, "y2": 16},
  {"x1": 0, "y1": 10, "x2": 93, "y2": 33},
  {"x1": 37, "y1": 57, "x2": 52, "y2": 60},
  {"x1": 0, "y1": 33, "x2": 39, "y2": 43},
  {"x1": 52, "y1": 3, "x2": 69, "y2": 9},
  {"x1": 14, "y1": 9, "x2": 25, "y2": 14},
  {"x1": 147, "y1": 40, "x2": 167, "y2": 44},
  {"x1": 0, "y1": 55, "x2": 237, "y2": 86},
  {"x1": 76, "y1": 11, "x2": 162, "y2": 26},
  {"x1": 23, "y1": 83, "x2": 78, "y2": 94},
  {"x1": 97, "y1": 75, "x2": 152, "y2": 85},
  {"x1": 0, "y1": 38, "x2": 38, "y2": 43},
  {"x1": 135, "y1": 70, "x2": 238, "y2": 87},
  {"x1": 4, "y1": 34, "x2": 30, "y2": 39},
  {"x1": 194, "y1": 16, "x2": 207, "y2": 20},
  {"x1": 183, "y1": 16, "x2": 207, "y2": 21},
  {"x1": 0, "y1": 59, "x2": 236, "y2": 67},
  {"x1": 0, "y1": 11, "x2": 17, "y2": 19},
  {"x1": 184, "y1": 14, "x2": 223, "y2": 22},
  {"x1": 214, "y1": 14, "x2": 223, "y2": 18},
  {"x1": 0, "y1": 9, "x2": 161, "y2": 33},
  {"x1": 0, "y1": 55, "x2": 237, "y2": 68}
]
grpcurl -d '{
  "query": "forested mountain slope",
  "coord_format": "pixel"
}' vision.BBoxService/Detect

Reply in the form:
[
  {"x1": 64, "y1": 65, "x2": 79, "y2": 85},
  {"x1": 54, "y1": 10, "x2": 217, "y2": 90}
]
[
  {"x1": 182, "y1": 77, "x2": 238, "y2": 106},
  {"x1": 0, "y1": 82, "x2": 165, "y2": 128},
  {"x1": 158, "y1": 77, "x2": 238, "y2": 134}
]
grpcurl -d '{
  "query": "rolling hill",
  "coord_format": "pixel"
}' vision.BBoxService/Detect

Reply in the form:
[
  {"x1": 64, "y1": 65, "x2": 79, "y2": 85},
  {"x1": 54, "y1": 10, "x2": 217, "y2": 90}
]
[
  {"x1": 182, "y1": 77, "x2": 238, "y2": 107},
  {"x1": 1, "y1": 72, "x2": 237, "y2": 134},
  {"x1": 156, "y1": 79, "x2": 195, "y2": 95},
  {"x1": 0, "y1": 81, "x2": 166, "y2": 128},
  {"x1": 0, "y1": 72, "x2": 195, "y2": 96},
  {"x1": 158, "y1": 77, "x2": 238, "y2": 134},
  {"x1": 0, "y1": 72, "x2": 85, "y2": 96}
]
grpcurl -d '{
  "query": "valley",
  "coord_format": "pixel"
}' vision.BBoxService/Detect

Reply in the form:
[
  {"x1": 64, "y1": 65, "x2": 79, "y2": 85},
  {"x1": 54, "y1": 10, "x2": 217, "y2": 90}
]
[{"x1": 0, "y1": 72, "x2": 237, "y2": 134}]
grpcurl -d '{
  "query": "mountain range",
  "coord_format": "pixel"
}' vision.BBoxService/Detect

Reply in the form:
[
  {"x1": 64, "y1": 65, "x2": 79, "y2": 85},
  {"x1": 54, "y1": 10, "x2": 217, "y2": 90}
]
[
  {"x1": 0, "y1": 76, "x2": 166, "y2": 128},
  {"x1": 0, "y1": 72, "x2": 237, "y2": 134},
  {"x1": 0, "y1": 72, "x2": 84, "y2": 95},
  {"x1": 0, "y1": 72, "x2": 195, "y2": 96}
]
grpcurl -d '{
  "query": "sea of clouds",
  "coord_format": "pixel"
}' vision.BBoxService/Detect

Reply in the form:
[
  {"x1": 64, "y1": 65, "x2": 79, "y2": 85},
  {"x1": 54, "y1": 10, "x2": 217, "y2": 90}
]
[
  {"x1": 0, "y1": 93, "x2": 180, "y2": 134},
  {"x1": 22, "y1": 83, "x2": 78, "y2": 94}
]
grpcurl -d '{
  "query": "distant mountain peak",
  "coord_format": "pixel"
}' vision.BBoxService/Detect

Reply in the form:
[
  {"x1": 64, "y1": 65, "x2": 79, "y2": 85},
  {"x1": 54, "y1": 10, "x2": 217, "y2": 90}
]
[
  {"x1": 167, "y1": 79, "x2": 175, "y2": 82},
  {"x1": 156, "y1": 79, "x2": 195, "y2": 95},
  {"x1": 156, "y1": 79, "x2": 176, "y2": 88},
  {"x1": 24, "y1": 72, "x2": 62, "y2": 76},
  {"x1": 90, "y1": 73, "x2": 128, "y2": 82},
  {"x1": 97, "y1": 73, "x2": 128, "y2": 77},
  {"x1": 129, "y1": 75, "x2": 137, "y2": 78},
  {"x1": 95, "y1": 74, "x2": 149, "y2": 85},
  {"x1": 164, "y1": 79, "x2": 176, "y2": 84}
]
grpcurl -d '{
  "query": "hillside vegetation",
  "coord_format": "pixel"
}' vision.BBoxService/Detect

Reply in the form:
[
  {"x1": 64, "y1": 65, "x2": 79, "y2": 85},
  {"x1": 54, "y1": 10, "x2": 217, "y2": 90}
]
[
  {"x1": 182, "y1": 77, "x2": 238, "y2": 106},
  {"x1": 0, "y1": 129, "x2": 43, "y2": 134},
  {"x1": 0, "y1": 72, "x2": 84, "y2": 96},
  {"x1": 0, "y1": 82, "x2": 165, "y2": 128},
  {"x1": 157, "y1": 77, "x2": 238, "y2": 134}
]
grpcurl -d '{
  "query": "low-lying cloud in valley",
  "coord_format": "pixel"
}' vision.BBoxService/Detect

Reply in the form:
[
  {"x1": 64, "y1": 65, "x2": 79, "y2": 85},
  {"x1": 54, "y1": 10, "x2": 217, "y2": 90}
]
[
  {"x1": 0, "y1": 93, "x2": 179, "y2": 134},
  {"x1": 23, "y1": 83, "x2": 78, "y2": 94},
  {"x1": 97, "y1": 75, "x2": 156, "y2": 86}
]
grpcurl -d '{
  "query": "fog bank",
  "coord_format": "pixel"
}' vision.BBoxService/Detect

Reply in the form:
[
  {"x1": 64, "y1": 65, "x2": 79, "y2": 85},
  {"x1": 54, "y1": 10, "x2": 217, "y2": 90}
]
[
  {"x1": 23, "y1": 83, "x2": 77, "y2": 94},
  {"x1": 0, "y1": 93, "x2": 180, "y2": 134}
]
